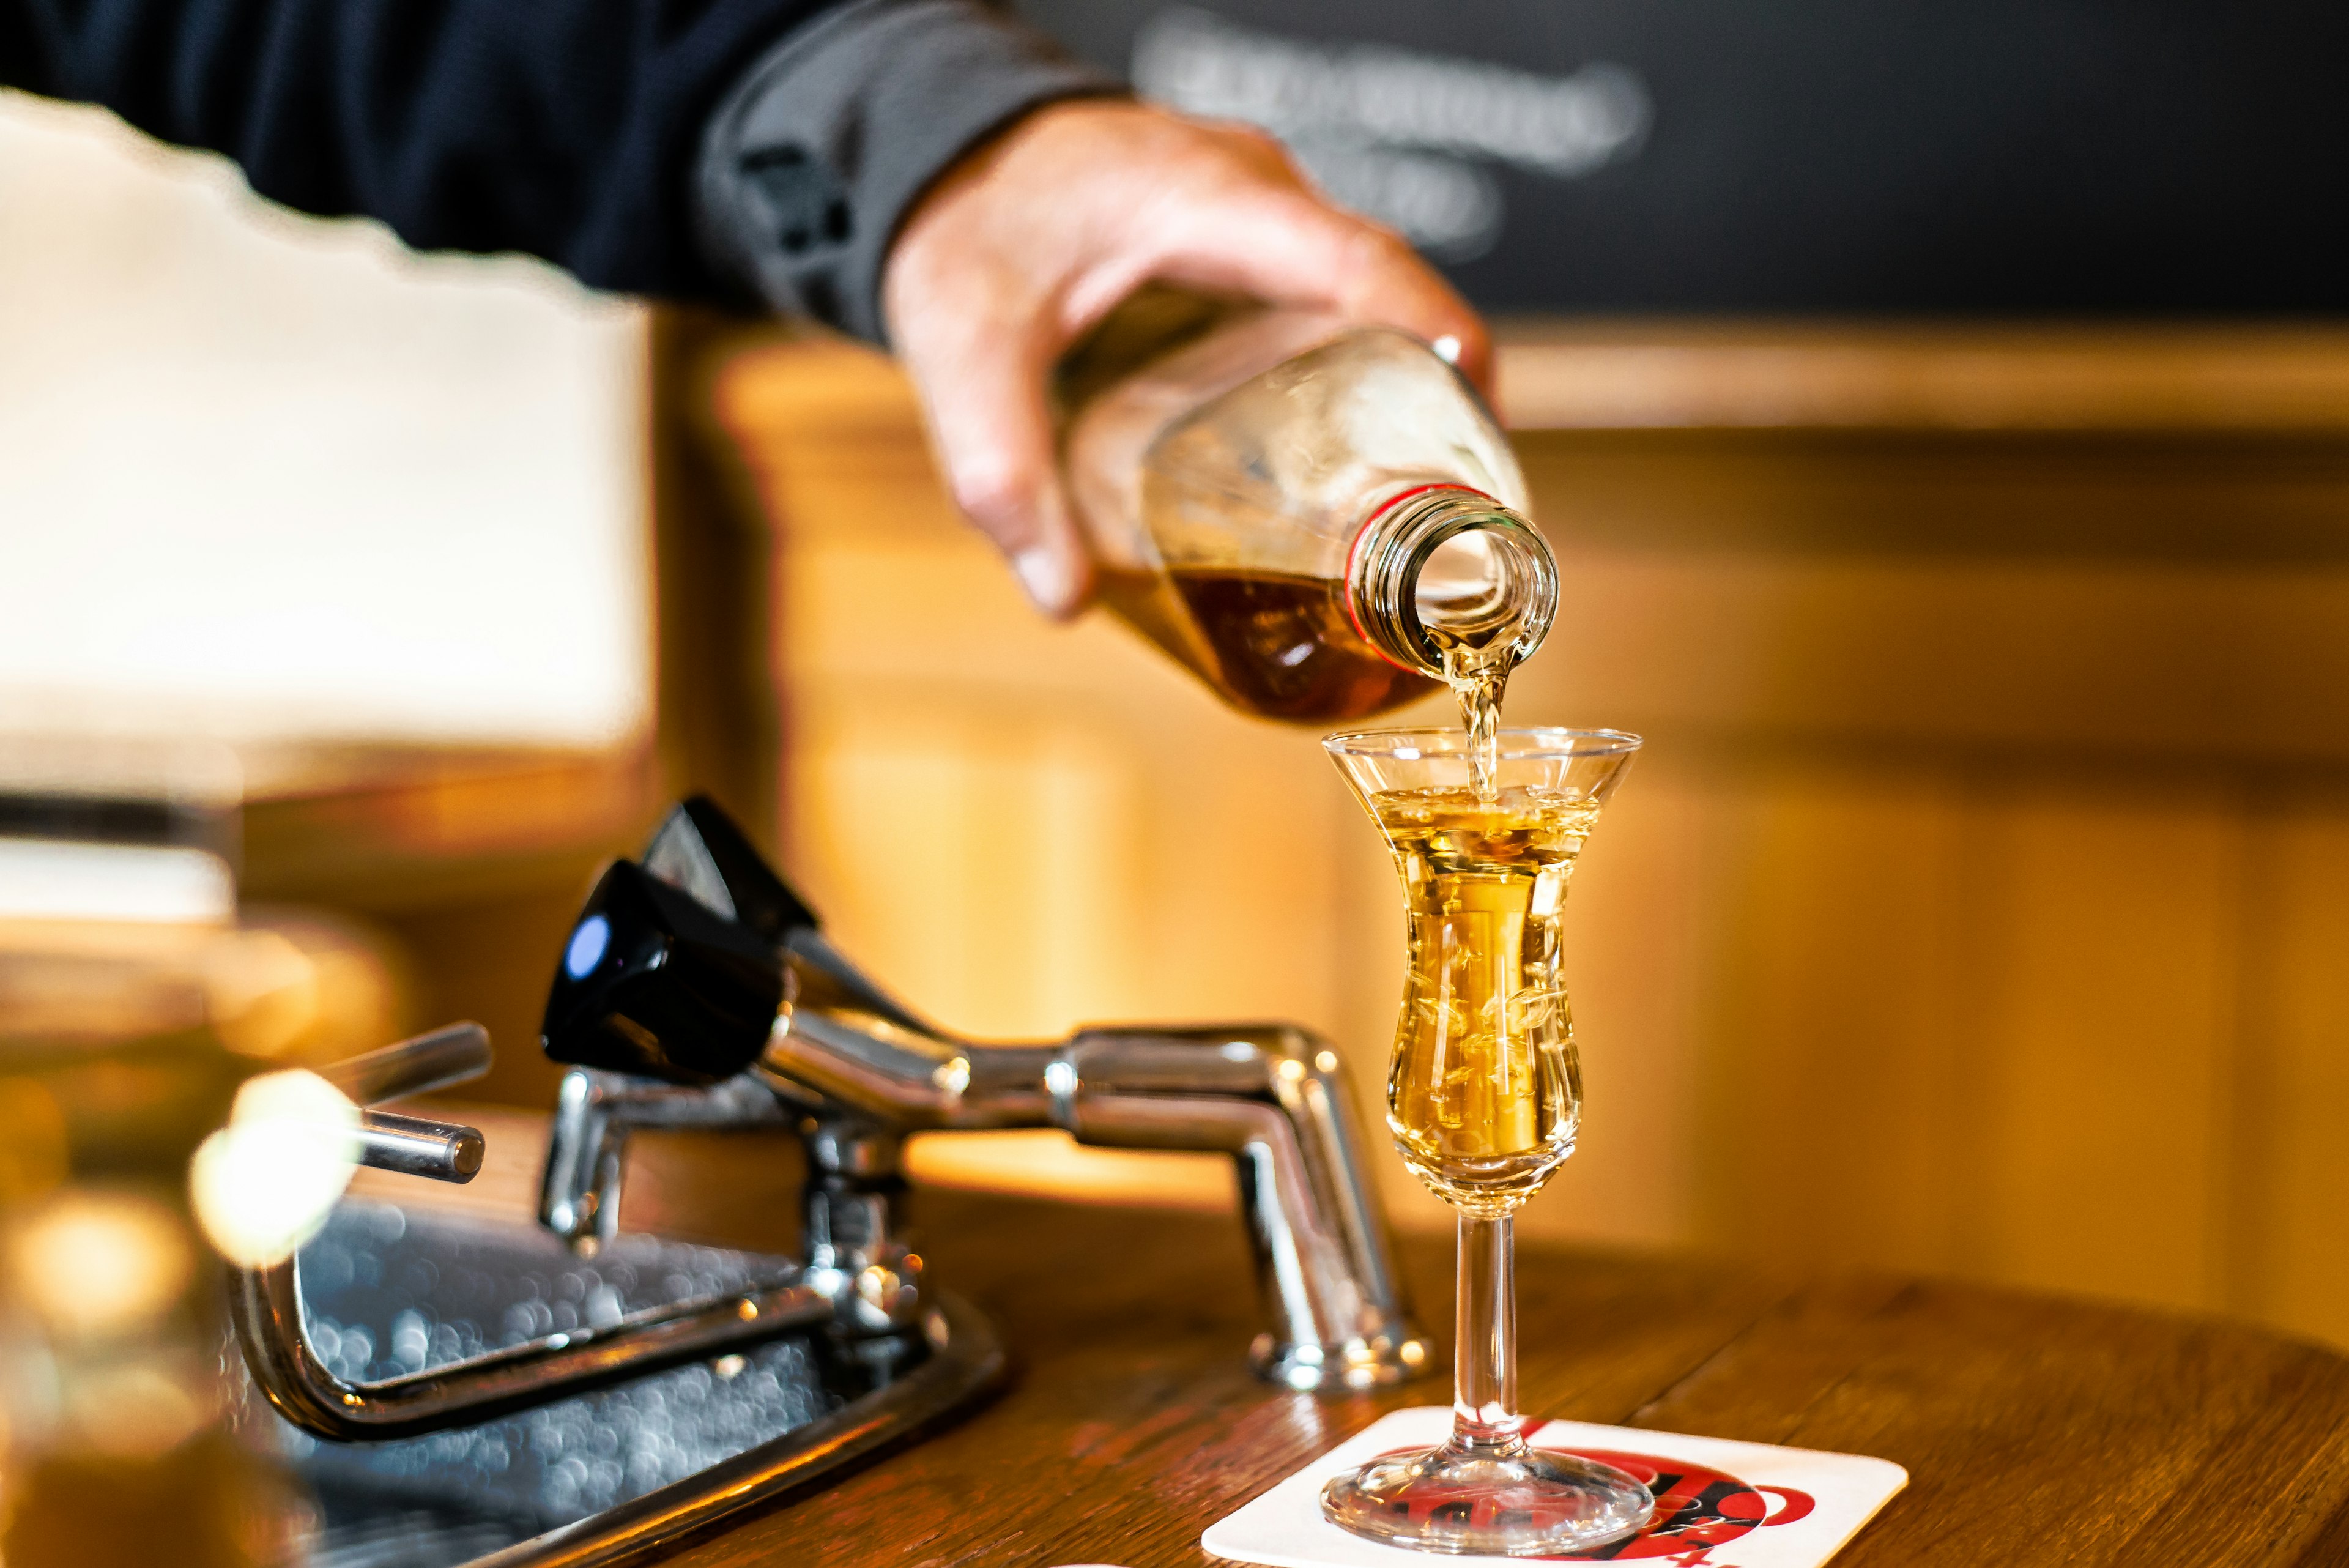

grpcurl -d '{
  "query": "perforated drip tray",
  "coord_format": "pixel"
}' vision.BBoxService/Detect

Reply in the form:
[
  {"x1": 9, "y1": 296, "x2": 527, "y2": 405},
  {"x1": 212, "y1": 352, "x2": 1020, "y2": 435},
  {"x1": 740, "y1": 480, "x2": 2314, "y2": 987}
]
[{"x1": 231, "y1": 1202, "x2": 1004, "y2": 1568}]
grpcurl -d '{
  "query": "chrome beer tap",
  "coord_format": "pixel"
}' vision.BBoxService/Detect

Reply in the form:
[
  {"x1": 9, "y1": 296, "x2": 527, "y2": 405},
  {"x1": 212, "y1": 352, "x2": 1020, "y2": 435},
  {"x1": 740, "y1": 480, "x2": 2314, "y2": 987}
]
[{"x1": 540, "y1": 796, "x2": 1431, "y2": 1391}]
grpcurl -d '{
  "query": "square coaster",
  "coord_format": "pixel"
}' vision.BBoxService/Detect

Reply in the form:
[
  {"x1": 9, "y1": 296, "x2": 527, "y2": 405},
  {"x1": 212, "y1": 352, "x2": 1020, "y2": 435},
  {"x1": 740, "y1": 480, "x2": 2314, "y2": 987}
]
[{"x1": 1203, "y1": 1407, "x2": 1907, "y2": 1567}]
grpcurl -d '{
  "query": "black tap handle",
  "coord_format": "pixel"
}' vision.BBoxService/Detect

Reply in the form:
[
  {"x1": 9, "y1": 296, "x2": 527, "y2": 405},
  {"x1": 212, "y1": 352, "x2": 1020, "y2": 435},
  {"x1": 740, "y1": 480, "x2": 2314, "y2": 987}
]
[
  {"x1": 642, "y1": 795, "x2": 819, "y2": 945},
  {"x1": 541, "y1": 858, "x2": 784, "y2": 1083}
]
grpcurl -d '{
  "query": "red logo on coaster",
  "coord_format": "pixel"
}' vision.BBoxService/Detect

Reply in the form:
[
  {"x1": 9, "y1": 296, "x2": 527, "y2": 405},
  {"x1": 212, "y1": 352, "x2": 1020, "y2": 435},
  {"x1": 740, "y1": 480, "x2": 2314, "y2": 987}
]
[
  {"x1": 1551, "y1": 1449, "x2": 1814, "y2": 1562},
  {"x1": 1359, "y1": 1443, "x2": 1816, "y2": 1562}
]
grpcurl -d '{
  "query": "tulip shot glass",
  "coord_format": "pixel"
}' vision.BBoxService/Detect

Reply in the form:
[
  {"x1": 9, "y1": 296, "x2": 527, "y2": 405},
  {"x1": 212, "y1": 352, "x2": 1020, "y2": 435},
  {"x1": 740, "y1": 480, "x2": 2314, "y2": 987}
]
[{"x1": 1321, "y1": 727, "x2": 1652, "y2": 1556}]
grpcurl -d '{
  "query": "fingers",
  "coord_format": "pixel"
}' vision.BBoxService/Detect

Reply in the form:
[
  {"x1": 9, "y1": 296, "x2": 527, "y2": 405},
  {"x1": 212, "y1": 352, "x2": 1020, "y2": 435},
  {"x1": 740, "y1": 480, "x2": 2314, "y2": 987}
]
[
  {"x1": 1127, "y1": 136, "x2": 1495, "y2": 394},
  {"x1": 895, "y1": 294, "x2": 1094, "y2": 619}
]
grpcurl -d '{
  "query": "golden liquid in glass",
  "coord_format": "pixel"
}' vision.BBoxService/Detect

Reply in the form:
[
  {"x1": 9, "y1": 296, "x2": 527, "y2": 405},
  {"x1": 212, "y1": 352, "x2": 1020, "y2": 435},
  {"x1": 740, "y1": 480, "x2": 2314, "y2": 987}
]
[{"x1": 1370, "y1": 784, "x2": 1600, "y2": 1216}]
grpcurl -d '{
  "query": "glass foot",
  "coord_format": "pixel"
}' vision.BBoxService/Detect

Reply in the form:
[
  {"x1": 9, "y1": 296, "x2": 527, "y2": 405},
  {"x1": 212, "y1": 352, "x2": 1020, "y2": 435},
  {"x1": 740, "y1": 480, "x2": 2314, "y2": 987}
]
[{"x1": 1321, "y1": 1435, "x2": 1654, "y2": 1556}]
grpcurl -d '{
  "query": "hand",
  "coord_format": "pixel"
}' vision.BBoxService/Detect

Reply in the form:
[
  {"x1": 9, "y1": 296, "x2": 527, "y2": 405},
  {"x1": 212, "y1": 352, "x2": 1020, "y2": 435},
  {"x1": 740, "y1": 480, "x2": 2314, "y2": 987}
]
[{"x1": 880, "y1": 98, "x2": 1491, "y2": 619}]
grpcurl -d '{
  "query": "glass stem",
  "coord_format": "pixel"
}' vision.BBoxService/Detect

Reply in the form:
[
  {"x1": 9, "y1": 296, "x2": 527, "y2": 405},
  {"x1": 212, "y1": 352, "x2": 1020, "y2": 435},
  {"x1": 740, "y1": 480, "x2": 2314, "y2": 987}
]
[{"x1": 1452, "y1": 1211, "x2": 1525, "y2": 1450}]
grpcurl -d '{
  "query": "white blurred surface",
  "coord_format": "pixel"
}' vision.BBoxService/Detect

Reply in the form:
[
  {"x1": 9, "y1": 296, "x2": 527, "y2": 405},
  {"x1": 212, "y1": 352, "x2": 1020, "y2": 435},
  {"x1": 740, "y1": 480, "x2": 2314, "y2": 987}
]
[
  {"x1": 0, "y1": 838, "x2": 235, "y2": 923},
  {"x1": 0, "y1": 91, "x2": 651, "y2": 751}
]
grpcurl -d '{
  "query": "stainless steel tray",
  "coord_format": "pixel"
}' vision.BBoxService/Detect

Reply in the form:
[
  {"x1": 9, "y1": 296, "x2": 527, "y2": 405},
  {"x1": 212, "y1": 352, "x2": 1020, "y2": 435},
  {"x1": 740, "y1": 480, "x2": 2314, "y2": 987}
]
[{"x1": 232, "y1": 1202, "x2": 1002, "y2": 1568}]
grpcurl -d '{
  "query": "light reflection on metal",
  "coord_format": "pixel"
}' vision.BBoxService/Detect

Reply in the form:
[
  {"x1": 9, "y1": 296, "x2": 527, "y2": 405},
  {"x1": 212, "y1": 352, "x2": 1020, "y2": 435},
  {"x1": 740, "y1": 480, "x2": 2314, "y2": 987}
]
[
  {"x1": 352, "y1": 1108, "x2": 485, "y2": 1183},
  {"x1": 319, "y1": 1022, "x2": 497, "y2": 1105}
]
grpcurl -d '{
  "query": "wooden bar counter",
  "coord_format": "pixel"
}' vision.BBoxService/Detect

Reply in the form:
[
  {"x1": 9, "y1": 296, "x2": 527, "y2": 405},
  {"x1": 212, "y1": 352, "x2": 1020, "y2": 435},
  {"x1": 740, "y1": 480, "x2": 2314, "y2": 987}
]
[{"x1": 606, "y1": 1179, "x2": 2349, "y2": 1566}]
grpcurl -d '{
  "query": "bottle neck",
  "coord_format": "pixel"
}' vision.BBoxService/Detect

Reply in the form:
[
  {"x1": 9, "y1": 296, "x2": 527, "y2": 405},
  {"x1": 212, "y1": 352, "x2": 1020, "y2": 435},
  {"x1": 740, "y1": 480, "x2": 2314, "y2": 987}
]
[{"x1": 1345, "y1": 486, "x2": 1558, "y2": 677}]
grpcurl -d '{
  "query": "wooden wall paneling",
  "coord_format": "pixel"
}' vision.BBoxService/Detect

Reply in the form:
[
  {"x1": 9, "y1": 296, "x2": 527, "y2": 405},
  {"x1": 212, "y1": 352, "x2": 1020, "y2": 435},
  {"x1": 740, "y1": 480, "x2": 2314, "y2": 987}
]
[
  {"x1": 1507, "y1": 537, "x2": 2349, "y2": 767},
  {"x1": 1515, "y1": 429, "x2": 2349, "y2": 563},
  {"x1": 1492, "y1": 322, "x2": 2349, "y2": 434},
  {"x1": 786, "y1": 690, "x2": 1152, "y2": 1039},
  {"x1": 1097, "y1": 712, "x2": 1351, "y2": 1031},
  {"x1": 1964, "y1": 785, "x2": 2246, "y2": 1311},
  {"x1": 2234, "y1": 797, "x2": 2349, "y2": 1345},
  {"x1": 1685, "y1": 759, "x2": 1970, "y2": 1274},
  {"x1": 239, "y1": 748, "x2": 662, "y2": 1108},
  {"x1": 650, "y1": 308, "x2": 782, "y2": 845},
  {"x1": 789, "y1": 684, "x2": 1360, "y2": 1040}
]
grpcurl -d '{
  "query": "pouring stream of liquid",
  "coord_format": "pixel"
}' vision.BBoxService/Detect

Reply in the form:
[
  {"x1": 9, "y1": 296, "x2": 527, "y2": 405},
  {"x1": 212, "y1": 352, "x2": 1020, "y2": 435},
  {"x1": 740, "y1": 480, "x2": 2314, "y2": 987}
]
[{"x1": 1439, "y1": 640, "x2": 1520, "y2": 803}]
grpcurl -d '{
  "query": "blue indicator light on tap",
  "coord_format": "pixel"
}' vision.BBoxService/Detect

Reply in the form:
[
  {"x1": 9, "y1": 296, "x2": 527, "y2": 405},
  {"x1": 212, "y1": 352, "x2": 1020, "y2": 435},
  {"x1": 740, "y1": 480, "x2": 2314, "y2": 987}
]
[{"x1": 565, "y1": 914, "x2": 611, "y2": 979}]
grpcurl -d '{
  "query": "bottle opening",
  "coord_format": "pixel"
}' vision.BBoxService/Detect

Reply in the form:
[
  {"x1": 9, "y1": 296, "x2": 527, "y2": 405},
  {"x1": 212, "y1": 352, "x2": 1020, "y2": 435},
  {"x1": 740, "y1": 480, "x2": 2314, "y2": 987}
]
[
  {"x1": 1416, "y1": 529, "x2": 1541, "y2": 651},
  {"x1": 1348, "y1": 489, "x2": 1557, "y2": 674}
]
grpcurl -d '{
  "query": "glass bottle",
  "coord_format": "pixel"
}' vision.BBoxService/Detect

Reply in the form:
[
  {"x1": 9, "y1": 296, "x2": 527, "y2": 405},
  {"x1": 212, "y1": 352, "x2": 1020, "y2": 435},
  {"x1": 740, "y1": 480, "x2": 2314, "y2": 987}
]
[{"x1": 1061, "y1": 297, "x2": 1557, "y2": 724}]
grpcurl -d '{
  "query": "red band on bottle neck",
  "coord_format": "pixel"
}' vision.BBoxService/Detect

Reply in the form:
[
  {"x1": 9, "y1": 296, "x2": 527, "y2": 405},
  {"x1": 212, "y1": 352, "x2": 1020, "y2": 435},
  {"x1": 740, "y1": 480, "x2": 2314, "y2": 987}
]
[{"x1": 1342, "y1": 485, "x2": 1497, "y2": 674}]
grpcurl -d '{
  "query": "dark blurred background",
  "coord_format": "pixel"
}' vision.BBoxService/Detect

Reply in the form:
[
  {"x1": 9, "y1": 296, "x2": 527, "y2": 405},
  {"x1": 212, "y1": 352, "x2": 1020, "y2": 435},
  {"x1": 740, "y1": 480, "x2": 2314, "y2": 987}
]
[{"x1": 1022, "y1": 0, "x2": 2349, "y2": 314}]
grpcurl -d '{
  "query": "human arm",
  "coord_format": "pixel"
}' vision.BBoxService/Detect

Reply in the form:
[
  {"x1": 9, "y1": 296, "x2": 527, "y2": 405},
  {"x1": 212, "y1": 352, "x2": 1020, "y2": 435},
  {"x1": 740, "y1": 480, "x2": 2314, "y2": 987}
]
[{"x1": 0, "y1": 0, "x2": 1111, "y2": 308}]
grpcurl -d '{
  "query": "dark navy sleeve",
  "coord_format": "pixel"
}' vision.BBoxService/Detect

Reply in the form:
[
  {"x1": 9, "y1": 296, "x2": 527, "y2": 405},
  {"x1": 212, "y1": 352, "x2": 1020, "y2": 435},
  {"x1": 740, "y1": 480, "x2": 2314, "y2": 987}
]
[
  {"x1": 693, "y1": 0, "x2": 1121, "y2": 341},
  {"x1": 0, "y1": 0, "x2": 1118, "y2": 322}
]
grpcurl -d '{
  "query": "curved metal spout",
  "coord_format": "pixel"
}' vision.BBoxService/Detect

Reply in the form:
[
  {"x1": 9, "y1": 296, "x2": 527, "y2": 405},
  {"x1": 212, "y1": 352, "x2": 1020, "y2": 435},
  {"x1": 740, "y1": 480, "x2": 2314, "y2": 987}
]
[
  {"x1": 538, "y1": 1067, "x2": 790, "y2": 1252},
  {"x1": 1053, "y1": 1024, "x2": 1427, "y2": 1390}
]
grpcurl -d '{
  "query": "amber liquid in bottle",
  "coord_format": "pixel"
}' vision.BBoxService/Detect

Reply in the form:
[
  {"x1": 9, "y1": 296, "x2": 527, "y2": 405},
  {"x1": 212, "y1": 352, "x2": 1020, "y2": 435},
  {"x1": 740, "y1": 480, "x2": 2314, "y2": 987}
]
[
  {"x1": 1371, "y1": 783, "x2": 1599, "y2": 1216},
  {"x1": 1097, "y1": 566, "x2": 1437, "y2": 723}
]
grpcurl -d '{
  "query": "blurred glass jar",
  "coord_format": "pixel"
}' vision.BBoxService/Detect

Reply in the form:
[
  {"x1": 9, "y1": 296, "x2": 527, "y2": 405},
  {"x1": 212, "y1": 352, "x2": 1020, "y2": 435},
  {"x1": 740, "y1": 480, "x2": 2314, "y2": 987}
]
[
  {"x1": 0, "y1": 1016, "x2": 297, "y2": 1568},
  {"x1": 0, "y1": 744, "x2": 369, "y2": 1567},
  {"x1": 1063, "y1": 294, "x2": 1556, "y2": 724}
]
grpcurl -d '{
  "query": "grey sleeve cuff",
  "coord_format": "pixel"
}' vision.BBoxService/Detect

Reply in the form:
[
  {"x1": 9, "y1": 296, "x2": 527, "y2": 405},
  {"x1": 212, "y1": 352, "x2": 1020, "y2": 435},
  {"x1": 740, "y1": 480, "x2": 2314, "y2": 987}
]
[{"x1": 695, "y1": 0, "x2": 1123, "y2": 344}]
